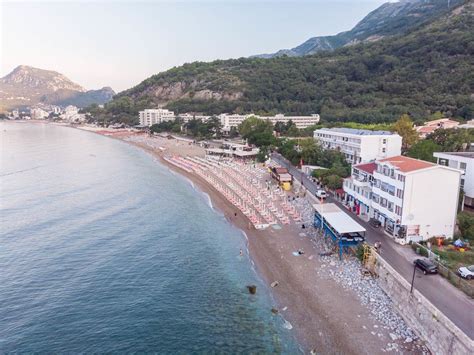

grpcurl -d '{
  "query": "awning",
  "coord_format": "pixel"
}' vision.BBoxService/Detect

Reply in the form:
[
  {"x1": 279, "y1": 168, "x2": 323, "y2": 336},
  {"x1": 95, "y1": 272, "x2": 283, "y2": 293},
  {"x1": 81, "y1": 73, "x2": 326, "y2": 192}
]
[{"x1": 313, "y1": 203, "x2": 366, "y2": 234}]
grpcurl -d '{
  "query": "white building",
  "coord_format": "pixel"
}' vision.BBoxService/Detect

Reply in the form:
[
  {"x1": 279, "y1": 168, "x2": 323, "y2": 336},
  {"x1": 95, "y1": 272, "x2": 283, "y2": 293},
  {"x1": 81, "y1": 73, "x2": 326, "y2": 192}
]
[
  {"x1": 61, "y1": 105, "x2": 86, "y2": 123},
  {"x1": 343, "y1": 156, "x2": 461, "y2": 244},
  {"x1": 434, "y1": 152, "x2": 474, "y2": 208},
  {"x1": 219, "y1": 113, "x2": 320, "y2": 132},
  {"x1": 30, "y1": 108, "x2": 49, "y2": 120},
  {"x1": 138, "y1": 109, "x2": 320, "y2": 130},
  {"x1": 314, "y1": 128, "x2": 402, "y2": 164},
  {"x1": 139, "y1": 109, "x2": 175, "y2": 126}
]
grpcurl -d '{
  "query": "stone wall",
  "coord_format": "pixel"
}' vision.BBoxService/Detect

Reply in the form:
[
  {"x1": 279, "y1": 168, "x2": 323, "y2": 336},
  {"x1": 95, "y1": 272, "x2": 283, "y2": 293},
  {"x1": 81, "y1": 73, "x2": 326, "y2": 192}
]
[{"x1": 375, "y1": 256, "x2": 473, "y2": 355}]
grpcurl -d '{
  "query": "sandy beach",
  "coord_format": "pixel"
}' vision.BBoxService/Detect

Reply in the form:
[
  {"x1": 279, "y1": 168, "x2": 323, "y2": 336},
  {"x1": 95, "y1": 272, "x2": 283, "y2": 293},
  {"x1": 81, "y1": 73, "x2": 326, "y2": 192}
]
[{"x1": 77, "y1": 127, "x2": 428, "y2": 354}]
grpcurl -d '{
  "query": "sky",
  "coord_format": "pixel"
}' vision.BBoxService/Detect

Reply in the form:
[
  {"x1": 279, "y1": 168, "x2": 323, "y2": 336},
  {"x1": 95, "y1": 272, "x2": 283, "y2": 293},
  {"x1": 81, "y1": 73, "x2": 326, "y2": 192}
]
[{"x1": 0, "y1": 0, "x2": 388, "y2": 93}]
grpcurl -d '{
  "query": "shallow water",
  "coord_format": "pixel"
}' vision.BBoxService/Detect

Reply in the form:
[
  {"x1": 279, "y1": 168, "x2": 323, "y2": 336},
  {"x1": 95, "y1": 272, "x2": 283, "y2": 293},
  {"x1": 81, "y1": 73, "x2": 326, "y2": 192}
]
[{"x1": 0, "y1": 122, "x2": 300, "y2": 353}]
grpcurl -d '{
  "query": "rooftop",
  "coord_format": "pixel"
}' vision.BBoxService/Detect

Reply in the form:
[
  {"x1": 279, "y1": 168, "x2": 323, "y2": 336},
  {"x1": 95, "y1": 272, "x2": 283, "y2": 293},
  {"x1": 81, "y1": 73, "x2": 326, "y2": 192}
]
[
  {"x1": 316, "y1": 127, "x2": 395, "y2": 136},
  {"x1": 434, "y1": 152, "x2": 474, "y2": 159},
  {"x1": 354, "y1": 162, "x2": 377, "y2": 174},
  {"x1": 378, "y1": 155, "x2": 435, "y2": 173},
  {"x1": 313, "y1": 203, "x2": 366, "y2": 234},
  {"x1": 423, "y1": 118, "x2": 459, "y2": 126}
]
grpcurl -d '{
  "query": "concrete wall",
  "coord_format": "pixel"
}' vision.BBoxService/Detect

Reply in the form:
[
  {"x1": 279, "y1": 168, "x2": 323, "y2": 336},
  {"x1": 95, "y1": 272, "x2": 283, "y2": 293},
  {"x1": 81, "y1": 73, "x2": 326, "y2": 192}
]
[
  {"x1": 402, "y1": 167, "x2": 460, "y2": 239},
  {"x1": 375, "y1": 256, "x2": 473, "y2": 354}
]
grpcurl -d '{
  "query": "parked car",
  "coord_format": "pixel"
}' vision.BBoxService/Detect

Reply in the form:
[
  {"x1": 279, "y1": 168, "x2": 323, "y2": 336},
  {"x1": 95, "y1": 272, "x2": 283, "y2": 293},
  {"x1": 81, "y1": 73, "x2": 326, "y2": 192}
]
[
  {"x1": 316, "y1": 190, "x2": 327, "y2": 199},
  {"x1": 369, "y1": 218, "x2": 382, "y2": 228},
  {"x1": 414, "y1": 259, "x2": 438, "y2": 275},
  {"x1": 458, "y1": 265, "x2": 474, "y2": 280}
]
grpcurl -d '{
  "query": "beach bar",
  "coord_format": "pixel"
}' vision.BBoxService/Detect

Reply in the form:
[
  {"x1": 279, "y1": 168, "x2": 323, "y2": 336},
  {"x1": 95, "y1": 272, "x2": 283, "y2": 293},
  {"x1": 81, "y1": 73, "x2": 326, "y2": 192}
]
[{"x1": 313, "y1": 203, "x2": 366, "y2": 259}]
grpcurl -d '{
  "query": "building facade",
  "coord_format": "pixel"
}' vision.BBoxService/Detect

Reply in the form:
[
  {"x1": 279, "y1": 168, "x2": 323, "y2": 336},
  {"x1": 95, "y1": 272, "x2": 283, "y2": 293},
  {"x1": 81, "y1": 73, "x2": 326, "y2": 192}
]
[
  {"x1": 313, "y1": 128, "x2": 402, "y2": 164},
  {"x1": 344, "y1": 156, "x2": 461, "y2": 244},
  {"x1": 434, "y1": 152, "x2": 474, "y2": 208},
  {"x1": 139, "y1": 109, "x2": 320, "y2": 130},
  {"x1": 139, "y1": 109, "x2": 175, "y2": 126}
]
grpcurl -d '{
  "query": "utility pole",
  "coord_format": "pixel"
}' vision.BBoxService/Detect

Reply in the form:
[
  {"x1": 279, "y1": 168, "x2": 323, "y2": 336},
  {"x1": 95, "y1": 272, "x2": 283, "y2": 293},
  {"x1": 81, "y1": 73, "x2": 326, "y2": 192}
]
[{"x1": 410, "y1": 263, "x2": 417, "y2": 293}]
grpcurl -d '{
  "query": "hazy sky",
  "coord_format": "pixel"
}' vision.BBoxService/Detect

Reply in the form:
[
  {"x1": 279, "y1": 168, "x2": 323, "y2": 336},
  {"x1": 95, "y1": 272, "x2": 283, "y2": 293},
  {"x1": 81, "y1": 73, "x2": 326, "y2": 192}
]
[{"x1": 1, "y1": 0, "x2": 387, "y2": 92}]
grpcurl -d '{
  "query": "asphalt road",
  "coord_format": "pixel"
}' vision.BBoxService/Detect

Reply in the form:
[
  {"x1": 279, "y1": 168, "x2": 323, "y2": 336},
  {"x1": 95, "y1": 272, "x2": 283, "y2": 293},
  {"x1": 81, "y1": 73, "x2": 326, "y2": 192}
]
[{"x1": 271, "y1": 153, "x2": 474, "y2": 338}]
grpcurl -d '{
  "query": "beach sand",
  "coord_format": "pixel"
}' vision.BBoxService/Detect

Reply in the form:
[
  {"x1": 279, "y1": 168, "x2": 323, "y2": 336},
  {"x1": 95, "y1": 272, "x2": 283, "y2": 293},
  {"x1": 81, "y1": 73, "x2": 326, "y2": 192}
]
[
  {"x1": 74, "y1": 128, "x2": 424, "y2": 354},
  {"x1": 120, "y1": 134, "x2": 405, "y2": 354}
]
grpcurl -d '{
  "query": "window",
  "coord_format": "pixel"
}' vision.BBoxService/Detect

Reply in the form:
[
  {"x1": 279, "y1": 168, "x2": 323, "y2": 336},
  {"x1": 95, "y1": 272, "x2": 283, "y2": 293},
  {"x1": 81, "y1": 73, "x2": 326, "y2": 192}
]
[
  {"x1": 395, "y1": 206, "x2": 402, "y2": 216},
  {"x1": 439, "y1": 159, "x2": 449, "y2": 166},
  {"x1": 397, "y1": 174, "x2": 405, "y2": 182},
  {"x1": 382, "y1": 148, "x2": 386, "y2": 153},
  {"x1": 396, "y1": 188, "x2": 403, "y2": 198},
  {"x1": 382, "y1": 139, "x2": 387, "y2": 144},
  {"x1": 460, "y1": 162, "x2": 467, "y2": 170}
]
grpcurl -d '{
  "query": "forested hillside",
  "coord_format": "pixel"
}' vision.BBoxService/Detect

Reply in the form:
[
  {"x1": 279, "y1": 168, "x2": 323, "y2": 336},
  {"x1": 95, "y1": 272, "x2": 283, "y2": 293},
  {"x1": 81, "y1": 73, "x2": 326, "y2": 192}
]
[{"x1": 104, "y1": 0, "x2": 473, "y2": 125}]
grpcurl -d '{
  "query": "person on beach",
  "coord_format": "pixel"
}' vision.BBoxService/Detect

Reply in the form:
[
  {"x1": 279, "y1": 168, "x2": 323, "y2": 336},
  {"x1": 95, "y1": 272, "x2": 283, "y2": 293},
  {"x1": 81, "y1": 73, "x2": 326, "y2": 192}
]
[{"x1": 240, "y1": 249, "x2": 243, "y2": 257}]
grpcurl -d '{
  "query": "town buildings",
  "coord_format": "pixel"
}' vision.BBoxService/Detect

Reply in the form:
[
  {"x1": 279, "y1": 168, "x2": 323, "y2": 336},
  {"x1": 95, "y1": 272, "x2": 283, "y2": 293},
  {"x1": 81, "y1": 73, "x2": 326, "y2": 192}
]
[
  {"x1": 139, "y1": 109, "x2": 175, "y2": 126},
  {"x1": 343, "y1": 155, "x2": 461, "y2": 243},
  {"x1": 415, "y1": 118, "x2": 460, "y2": 139},
  {"x1": 30, "y1": 107, "x2": 49, "y2": 120},
  {"x1": 61, "y1": 105, "x2": 86, "y2": 123},
  {"x1": 313, "y1": 128, "x2": 402, "y2": 164},
  {"x1": 138, "y1": 108, "x2": 320, "y2": 130},
  {"x1": 434, "y1": 152, "x2": 474, "y2": 208}
]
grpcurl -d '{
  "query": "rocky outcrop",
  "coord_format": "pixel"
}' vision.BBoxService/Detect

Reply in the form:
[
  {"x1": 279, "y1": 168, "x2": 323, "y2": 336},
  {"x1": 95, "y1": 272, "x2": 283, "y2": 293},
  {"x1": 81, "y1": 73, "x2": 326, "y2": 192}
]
[{"x1": 0, "y1": 65, "x2": 115, "y2": 110}]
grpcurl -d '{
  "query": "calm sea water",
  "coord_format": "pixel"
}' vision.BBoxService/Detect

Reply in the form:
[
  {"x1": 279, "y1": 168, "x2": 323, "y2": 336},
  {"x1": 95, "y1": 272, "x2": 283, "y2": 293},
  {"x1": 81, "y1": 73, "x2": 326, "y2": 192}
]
[{"x1": 0, "y1": 122, "x2": 300, "y2": 353}]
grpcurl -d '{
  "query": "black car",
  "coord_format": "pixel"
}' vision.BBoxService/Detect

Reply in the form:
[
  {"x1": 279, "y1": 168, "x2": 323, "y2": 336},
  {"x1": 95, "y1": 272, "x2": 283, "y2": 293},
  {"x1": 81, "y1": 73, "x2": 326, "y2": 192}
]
[
  {"x1": 414, "y1": 259, "x2": 438, "y2": 275},
  {"x1": 369, "y1": 218, "x2": 381, "y2": 228}
]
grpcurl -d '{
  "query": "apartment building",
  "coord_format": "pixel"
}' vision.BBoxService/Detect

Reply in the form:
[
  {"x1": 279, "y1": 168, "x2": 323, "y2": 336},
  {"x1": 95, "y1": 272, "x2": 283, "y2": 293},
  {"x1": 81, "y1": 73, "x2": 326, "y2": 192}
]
[
  {"x1": 344, "y1": 155, "x2": 461, "y2": 244},
  {"x1": 314, "y1": 128, "x2": 402, "y2": 164},
  {"x1": 434, "y1": 152, "x2": 474, "y2": 208},
  {"x1": 139, "y1": 108, "x2": 320, "y2": 130},
  {"x1": 30, "y1": 107, "x2": 49, "y2": 120},
  {"x1": 139, "y1": 109, "x2": 175, "y2": 126},
  {"x1": 219, "y1": 113, "x2": 320, "y2": 131}
]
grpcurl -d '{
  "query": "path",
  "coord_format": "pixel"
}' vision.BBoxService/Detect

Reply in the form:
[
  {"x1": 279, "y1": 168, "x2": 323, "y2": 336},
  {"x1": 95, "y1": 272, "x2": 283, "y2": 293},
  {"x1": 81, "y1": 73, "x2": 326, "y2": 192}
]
[{"x1": 271, "y1": 152, "x2": 474, "y2": 338}]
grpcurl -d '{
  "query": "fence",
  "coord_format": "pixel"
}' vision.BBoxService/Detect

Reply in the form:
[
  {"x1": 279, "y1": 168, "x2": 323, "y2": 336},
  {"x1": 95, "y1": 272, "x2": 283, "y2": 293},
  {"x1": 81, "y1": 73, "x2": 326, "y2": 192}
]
[{"x1": 412, "y1": 242, "x2": 474, "y2": 298}]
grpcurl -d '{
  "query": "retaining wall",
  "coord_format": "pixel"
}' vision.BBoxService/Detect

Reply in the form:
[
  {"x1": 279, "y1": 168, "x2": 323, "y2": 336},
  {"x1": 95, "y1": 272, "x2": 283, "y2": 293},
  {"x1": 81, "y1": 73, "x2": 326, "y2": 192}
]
[{"x1": 375, "y1": 256, "x2": 473, "y2": 354}]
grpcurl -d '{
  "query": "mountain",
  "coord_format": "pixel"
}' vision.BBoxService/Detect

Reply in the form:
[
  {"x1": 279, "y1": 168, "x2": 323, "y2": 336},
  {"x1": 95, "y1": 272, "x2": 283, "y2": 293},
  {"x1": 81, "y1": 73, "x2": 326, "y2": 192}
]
[
  {"x1": 104, "y1": 0, "x2": 473, "y2": 125},
  {"x1": 0, "y1": 65, "x2": 115, "y2": 111},
  {"x1": 254, "y1": 0, "x2": 464, "y2": 58}
]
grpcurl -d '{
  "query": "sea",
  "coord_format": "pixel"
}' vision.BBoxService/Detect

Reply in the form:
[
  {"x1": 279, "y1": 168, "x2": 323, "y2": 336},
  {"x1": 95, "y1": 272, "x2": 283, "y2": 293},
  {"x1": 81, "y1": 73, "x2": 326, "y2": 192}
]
[{"x1": 0, "y1": 122, "x2": 301, "y2": 353}]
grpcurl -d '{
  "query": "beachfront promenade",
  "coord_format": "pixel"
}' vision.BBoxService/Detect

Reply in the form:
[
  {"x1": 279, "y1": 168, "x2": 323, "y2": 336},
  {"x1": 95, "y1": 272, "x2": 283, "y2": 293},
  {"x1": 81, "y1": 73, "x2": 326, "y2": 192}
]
[{"x1": 271, "y1": 152, "x2": 474, "y2": 339}]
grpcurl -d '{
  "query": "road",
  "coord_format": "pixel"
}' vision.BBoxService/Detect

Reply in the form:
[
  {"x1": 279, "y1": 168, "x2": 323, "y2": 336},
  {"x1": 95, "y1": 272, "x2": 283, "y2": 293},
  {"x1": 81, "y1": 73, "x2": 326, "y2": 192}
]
[{"x1": 271, "y1": 153, "x2": 474, "y2": 338}]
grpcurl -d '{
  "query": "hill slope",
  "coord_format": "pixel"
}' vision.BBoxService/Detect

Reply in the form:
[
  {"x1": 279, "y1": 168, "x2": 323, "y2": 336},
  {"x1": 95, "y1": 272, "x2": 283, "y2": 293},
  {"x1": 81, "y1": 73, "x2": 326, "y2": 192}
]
[
  {"x1": 0, "y1": 65, "x2": 115, "y2": 111},
  {"x1": 107, "y1": 0, "x2": 473, "y2": 124},
  {"x1": 254, "y1": 0, "x2": 464, "y2": 58}
]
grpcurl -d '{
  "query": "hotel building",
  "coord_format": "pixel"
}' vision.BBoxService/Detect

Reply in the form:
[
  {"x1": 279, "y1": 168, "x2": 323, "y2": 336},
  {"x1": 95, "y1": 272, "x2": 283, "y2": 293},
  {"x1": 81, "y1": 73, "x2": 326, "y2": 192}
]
[
  {"x1": 344, "y1": 156, "x2": 461, "y2": 244},
  {"x1": 218, "y1": 113, "x2": 320, "y2": 131},
  {"x1": 139, "y1": 108, "x2": 320, "y2": 130},
  {"x1": 434, "y1": 152, "x2": 474, "y2": 208},
  {"x1": 313, "y1": 128, "x2": 402, "y2": 164},
  {"x1": 139, "y1": 109, "x2": 175, "y2": 126}
]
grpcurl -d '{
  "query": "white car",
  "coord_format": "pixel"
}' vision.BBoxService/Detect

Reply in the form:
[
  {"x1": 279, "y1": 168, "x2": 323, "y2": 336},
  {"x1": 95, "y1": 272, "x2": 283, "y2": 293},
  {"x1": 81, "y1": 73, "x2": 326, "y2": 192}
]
[
  {"x1": 316, "y1": 190, "x2": 327, "y2": 199},
  {"x1": 458, "y1": 265, "x2": 474, "y2": 280}
]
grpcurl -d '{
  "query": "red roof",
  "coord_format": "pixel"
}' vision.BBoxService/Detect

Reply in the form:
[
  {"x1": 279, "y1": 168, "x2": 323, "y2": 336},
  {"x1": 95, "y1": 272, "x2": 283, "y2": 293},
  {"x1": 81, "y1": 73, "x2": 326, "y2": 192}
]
[
  {"x1": 378, "y1": 155, "x2": 435, "y2": 173},
  {"x1": 354, "y1": 162, "x2": 377, "y2": 174}
]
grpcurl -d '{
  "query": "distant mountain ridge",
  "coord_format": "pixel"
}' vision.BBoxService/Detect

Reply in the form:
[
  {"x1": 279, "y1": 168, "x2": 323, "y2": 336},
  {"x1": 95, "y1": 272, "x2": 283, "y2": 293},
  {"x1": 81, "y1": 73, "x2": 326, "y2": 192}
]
[
  {"x1": 0, "y1": 65, "x2": 115, "y2": 111},
  {"x1": 254, "y1": 0, "x2": 464, "y2": 58}
]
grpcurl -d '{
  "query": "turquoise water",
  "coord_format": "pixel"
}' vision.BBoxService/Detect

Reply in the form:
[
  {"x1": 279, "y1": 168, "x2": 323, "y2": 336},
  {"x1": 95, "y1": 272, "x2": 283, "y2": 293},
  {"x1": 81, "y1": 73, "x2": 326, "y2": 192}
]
[{"x1": 0, "y1": 122, "x2": 300, "y2": 353}]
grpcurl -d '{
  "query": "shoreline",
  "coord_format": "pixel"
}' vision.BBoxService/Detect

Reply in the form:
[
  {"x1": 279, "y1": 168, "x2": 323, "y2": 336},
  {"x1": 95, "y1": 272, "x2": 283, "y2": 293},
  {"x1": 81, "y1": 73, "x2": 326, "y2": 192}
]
[
  {"x1": 29, "y1": 122, "x2": 425, "y2": 354},
  {"x1": 114, "y1": 135, "x2": 404, "y2": 354}
]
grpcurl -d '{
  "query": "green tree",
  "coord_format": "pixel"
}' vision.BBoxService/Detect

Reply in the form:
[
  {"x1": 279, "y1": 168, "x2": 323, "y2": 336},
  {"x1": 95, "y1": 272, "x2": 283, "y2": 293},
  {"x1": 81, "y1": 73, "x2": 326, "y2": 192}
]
[
  {"x1": 427, "y1": 128, "x2": 473, "y2": 152},
  {"x1": 393, "y1": 114, "x2": 418, "y2": 152},
  {"x1": 407, "y1": 140, "x2": 441, "y2": 162}
]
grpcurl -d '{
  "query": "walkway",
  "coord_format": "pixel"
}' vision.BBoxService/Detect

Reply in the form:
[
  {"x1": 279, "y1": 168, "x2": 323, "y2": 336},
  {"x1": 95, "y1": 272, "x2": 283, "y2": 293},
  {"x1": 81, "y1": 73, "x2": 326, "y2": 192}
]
[{"x1": 271, "y1": 152, "x2": 474, "y2": 338}]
